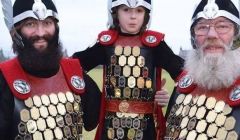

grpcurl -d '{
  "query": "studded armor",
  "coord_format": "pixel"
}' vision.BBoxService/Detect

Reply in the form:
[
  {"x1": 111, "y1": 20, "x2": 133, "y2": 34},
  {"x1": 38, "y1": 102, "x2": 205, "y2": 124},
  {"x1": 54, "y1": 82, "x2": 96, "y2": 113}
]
[
  {"x1": 165, "y1": 72, "x2": 240, "y2": 140},
  {"x1": 72, "y1": 29, "x2": 184, "y2": 140},
  {"x1": 0, "y1": 58, "x2": 101, "y2": 140}
]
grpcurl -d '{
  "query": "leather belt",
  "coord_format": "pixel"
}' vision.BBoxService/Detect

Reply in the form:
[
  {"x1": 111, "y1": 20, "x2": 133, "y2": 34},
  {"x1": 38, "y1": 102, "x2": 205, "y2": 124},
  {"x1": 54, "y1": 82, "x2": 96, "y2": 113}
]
[{"x1": 106, "y1": 100, "x2": 154, "y2": 114}]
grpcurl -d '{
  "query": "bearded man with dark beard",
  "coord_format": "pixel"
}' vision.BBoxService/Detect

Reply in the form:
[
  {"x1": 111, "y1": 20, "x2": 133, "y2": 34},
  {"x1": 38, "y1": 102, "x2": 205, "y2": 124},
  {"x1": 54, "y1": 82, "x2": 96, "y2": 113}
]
[
  {"x1": 14, "y1": 19, "x2": 62, "y2": 77},
  {"x1": 0, "y1": 0, "x2": 101, "y2": 139},
  {"x1": 163, "y1": 0, "x2": 240, "y2": 139}
]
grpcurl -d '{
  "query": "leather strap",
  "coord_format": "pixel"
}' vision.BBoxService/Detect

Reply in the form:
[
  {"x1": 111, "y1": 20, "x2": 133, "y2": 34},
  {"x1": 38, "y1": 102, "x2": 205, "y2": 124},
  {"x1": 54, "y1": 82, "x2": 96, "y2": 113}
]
[{"x1": 106, "y1": 100, "x2": 154, "y2": 114}]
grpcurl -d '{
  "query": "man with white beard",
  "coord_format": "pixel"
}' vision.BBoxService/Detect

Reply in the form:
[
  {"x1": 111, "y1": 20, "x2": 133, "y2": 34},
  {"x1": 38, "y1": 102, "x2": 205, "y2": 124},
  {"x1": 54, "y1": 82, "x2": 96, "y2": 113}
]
[{"x1": 163, "y1": 0, "x2": 240, "y2": 139}]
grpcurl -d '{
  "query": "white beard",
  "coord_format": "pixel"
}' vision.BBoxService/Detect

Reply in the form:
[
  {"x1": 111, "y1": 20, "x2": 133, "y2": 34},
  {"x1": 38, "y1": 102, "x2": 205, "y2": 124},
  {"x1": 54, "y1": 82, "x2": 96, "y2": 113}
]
[{"x1": 185, "y1": 43, "x2": 240, "y2": 90}]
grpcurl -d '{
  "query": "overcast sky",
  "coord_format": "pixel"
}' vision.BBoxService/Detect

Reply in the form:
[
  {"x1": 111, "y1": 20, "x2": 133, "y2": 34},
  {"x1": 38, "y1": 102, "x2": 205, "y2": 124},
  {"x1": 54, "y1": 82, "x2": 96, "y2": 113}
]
[{"x1": 0, "y1": 0, "x2": 195, "y2": 57}]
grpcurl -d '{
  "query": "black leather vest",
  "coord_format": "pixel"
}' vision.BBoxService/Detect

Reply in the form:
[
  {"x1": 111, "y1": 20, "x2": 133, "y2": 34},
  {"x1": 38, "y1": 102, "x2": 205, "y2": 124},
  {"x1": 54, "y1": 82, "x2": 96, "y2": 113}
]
[
  {"x1": 102, "y1": 45, "x2": 157, "y2": 140},
  {"x1": 104, "y1": 45, "x2": 156, "y2": 101}
]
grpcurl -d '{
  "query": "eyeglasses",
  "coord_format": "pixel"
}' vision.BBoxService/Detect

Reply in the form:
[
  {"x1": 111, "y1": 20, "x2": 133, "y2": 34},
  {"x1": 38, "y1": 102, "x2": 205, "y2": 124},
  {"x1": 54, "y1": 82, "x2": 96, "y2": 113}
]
[{"x1": 194, "y1": 20, "x2": 234, "y2": 36}]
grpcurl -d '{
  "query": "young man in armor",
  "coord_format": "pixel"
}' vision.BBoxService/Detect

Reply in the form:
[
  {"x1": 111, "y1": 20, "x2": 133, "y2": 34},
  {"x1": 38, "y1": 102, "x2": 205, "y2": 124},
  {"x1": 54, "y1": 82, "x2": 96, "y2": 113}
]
[{"x1": 73, "y1": 0, "x2": 184, "y2": 139}]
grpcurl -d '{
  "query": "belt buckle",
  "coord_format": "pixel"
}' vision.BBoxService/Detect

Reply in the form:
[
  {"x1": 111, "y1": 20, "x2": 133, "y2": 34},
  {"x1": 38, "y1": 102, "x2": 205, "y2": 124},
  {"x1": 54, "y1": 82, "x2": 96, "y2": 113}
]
[{"x1": 119, "y1": 100, "x2": 129, "y2": 113}]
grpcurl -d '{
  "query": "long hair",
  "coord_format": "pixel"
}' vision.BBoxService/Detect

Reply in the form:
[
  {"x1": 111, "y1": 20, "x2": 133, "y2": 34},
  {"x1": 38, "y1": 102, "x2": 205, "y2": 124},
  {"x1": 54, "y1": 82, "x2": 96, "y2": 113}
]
[
  {"x1": 10, "y1": 18, "x2": 63, "y2": 77},
  {"x1": 11, "y1": 18, "x2": 60, "y2": 54}
]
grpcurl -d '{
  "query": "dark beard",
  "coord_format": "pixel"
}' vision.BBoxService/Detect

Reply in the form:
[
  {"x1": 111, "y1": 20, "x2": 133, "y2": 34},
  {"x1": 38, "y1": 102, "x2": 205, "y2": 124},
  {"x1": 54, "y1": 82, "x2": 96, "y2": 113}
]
[{"x1": 15, "y1": 31, "x2": 63, "y2": 77}]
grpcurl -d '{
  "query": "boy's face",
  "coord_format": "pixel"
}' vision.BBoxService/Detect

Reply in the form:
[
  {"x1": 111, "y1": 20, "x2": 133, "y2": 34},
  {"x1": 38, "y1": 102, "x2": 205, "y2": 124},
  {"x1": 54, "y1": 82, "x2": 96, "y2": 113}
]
[{"x1": 117, "y1": 5, "x2": 145, "y2": 34}]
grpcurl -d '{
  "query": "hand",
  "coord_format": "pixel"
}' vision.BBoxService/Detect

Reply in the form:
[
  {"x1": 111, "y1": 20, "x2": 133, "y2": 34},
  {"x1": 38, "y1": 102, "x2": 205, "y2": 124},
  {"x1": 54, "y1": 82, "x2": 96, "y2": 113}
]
[
  {"x1": 154, "y1": 89, "x2": 170, "y2": 107},
  {"x1": 154, "y1": 78, "x2": 169, "y2": 106}
]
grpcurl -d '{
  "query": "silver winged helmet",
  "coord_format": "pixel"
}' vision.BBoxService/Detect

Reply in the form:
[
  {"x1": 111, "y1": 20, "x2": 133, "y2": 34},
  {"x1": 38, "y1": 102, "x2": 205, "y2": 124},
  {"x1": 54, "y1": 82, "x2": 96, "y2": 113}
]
[
  {"x1": 1, "y1": 0, "x2": 14, "y2": 31},
  {"x1": 1, "y1": 0, "x2": 59, "y2": 48},
  {"x1": 107, "y1": 0, "x2": 152, "y2": 28}
]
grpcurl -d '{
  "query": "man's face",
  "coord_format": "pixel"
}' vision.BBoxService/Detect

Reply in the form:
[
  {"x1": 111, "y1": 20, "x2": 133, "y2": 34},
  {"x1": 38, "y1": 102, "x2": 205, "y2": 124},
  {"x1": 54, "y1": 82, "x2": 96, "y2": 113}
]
[
  {"x1": 193, "y1": 17, "x2": 235, "y2": 57},
  {"x1": 15, "y1": 17, "x2": 62, "y2": 75},
  {"x1": 20, "y1": 17, "x2": 56, "y2": 52},
  {"x1": 186, "y1": 17, "x2": 240, "y2": 90}
]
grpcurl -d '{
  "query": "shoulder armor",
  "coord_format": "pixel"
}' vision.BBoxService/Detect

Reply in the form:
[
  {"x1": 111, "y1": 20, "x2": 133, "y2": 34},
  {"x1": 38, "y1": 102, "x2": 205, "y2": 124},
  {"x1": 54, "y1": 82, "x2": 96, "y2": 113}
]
[
  {"x1": 98, "y1": 30, "x2": 118, "y2": 46},
  {"x1": 0, "y1": 58, "x2": 31, "y2": 100},
  {"x1": 60, "y1": 58, "x2": 85, "y2": 95},
  {"x1": 141, "y1": 30, "x2": 165, "y2": 47},
  {"x1": 176, "y1": 71, "x2": 196, "y2": 94},
  {"x1": 228, "y1": 78, "x2": 240, "y2": 107},
  {"x1": 0, "y1": 58, "x2": 85, "y2": 100}
]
